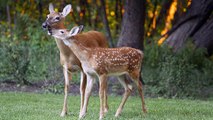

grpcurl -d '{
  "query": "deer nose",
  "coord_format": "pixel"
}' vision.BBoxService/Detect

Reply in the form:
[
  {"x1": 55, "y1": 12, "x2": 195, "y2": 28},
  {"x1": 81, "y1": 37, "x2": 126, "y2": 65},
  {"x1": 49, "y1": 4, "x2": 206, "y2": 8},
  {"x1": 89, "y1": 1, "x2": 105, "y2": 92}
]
[{"x1": 42, "y1": 22, "x2": 48, "y2": 29}]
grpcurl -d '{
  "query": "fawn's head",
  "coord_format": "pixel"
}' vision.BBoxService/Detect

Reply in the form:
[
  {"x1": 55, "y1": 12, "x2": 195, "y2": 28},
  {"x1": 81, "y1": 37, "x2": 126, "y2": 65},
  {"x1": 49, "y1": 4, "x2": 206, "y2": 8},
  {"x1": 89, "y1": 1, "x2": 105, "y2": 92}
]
[
  {"x1": 42, "y1": 3, "x2": 72, "y2": 35},
  {"x1": 51, "y1": 25, "x2": 84, "y2": 45}
]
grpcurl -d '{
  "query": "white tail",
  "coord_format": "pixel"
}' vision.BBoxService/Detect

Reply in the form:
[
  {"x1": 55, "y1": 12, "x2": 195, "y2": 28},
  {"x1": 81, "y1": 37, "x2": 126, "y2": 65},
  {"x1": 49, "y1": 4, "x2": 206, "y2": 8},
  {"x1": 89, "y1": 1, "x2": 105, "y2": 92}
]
[
  {"x1": 42, "y1": 4, "x2": 108, "y2": 117},
  {"x1": 52, "y1": 27, "x2": 147, "y2": 119}
]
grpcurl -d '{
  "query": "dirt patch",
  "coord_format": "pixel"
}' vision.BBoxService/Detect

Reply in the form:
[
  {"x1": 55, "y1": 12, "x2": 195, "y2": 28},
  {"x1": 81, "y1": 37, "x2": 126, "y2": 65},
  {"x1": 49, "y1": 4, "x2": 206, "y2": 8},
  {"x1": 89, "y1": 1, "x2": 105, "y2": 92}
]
[
  {"x1": 0, "y1": 79, "x2": 130, "y2": 96},
  {"x1": 0, "y1": 81, "x2": 43, "y2": 93}
]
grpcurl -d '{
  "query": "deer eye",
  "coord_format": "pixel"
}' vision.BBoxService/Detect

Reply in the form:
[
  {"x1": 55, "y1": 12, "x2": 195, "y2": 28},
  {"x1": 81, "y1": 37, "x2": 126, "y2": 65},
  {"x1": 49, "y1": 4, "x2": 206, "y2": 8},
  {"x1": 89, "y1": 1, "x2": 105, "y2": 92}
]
[
  {"x1": 60, "y1": 31, "x2": 64, "y2": 33},
  {"x1": 55, "y1": 17, "x2": 60, "y2": 20}
]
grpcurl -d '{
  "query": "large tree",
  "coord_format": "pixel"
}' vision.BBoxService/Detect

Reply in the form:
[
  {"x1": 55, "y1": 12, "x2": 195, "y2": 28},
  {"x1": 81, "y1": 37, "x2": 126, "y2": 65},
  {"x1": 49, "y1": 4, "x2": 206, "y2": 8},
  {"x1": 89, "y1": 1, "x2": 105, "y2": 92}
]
[
  {"x1": 117, "y1": 0, "x2": 146, "y2": 51},
  {"x1": 115, "y1": 0, "x2": 146, "y2": 85},
  {"x1": 164, "y1": 0, "x2": 213, "y2": 54},
  {"x1": 193, "y1": 14, "x2": 213, "y2": 55}
]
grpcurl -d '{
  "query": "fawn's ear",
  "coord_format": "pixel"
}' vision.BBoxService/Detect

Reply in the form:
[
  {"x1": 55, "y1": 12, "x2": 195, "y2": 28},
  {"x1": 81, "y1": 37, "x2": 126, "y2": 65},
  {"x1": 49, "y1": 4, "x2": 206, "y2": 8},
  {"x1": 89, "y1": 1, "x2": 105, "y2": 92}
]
[
  {"x1": 61, "y1": 4, "x2": 72, "y2": 17},
  {"x1": 49, "y1": 3, "x2": 55, "y2": 13},
  {"x1": 69, "y1": 26, "x2": 80, "y2": 36},
  {"x1": 78, "y1": 25, "x2": 84, "y2": 33}
]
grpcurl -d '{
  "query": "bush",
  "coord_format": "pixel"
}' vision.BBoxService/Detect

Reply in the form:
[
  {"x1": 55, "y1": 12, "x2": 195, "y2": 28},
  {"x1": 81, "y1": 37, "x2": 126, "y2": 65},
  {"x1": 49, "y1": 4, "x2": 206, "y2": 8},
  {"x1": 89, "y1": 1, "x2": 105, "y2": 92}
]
[
  {"x1": 0, "y1": 14, "x2": 62, "y2": 84},
  {"x1": 143, "y1": 41, "x2": 213, "y2": 98}
]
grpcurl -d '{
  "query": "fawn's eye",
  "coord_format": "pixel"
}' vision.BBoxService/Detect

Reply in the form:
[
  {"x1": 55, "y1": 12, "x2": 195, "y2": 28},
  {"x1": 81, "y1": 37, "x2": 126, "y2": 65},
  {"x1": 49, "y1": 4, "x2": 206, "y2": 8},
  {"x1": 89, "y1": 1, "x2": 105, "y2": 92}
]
[
  {"x1": 60, "y1": 31, "x2": 64, "y2": 33},
  {"x1": 55, "y1": 17, "x2": 60, "y2": 20}
]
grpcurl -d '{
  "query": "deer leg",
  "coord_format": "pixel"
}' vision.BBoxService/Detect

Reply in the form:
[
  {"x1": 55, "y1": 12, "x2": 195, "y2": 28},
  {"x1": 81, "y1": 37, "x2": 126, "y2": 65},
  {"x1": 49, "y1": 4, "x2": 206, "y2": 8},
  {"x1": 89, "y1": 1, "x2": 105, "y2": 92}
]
[
  {"x1": 80, "y1": 71, "x2": 87, "y2": 112},
  {"x1": 104, "y1": 80, "x2": 109, "y2": 113},
  {"x1": 131, "y1": 72, "x2": 147, "y2": 114},
  {"x1": 115, "y1": 75, "x2": 132, "y2": 117},
  {"x1": 79, "y1": 74, "x2": 94, "y2": 119},
  {"x1": 60, "y1": 64, "x2": 70, "y2": 117},
  {"x1": 99, "y1": 74, "x2": 107, "y2": 119},
  {"x1": 137, "y1": 74, "x2": 147, "y2": 113}
]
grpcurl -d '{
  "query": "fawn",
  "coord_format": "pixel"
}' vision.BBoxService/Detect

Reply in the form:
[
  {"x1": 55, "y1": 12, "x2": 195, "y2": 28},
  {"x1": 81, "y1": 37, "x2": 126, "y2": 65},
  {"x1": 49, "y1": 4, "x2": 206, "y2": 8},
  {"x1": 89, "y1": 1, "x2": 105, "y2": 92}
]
[{"x1": 51, "y1": 26, "x2": 147, "y2": 119}]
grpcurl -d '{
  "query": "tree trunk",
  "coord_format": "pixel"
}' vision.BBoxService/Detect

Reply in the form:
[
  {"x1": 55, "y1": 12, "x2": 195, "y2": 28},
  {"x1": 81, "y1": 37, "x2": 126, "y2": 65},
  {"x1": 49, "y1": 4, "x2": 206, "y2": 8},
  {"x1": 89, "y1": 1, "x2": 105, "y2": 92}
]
[
  {"x1": 117, "y1": 0, "x2": 146, "y2": 51},
  {"x1": 100, "y1": 0, "x2": 114, "y2": 47},
  {"x1": 115, "y1": 0, "x2": 121, "y2": 36},
  {"x1": 146, "y1": 0, "x2": 158, "y2": 37},
  {"x1": 148, "y1": 0, "x2": 173, "y2": 37},
  {"x1": 38, "y1": 0, "x2": 43, "y2": 22},
  {"x1": 165, "y1": 0, "x2": 213, "y2": 51},
  {"x1": 193, "y1": 15, "x2": 213, "y2": 55},
  {"x1": 85, "y1": 0, "x2": 92, "y2": 26},
  {"x1": 6, "y1": 4, "x2": 13, "y2": 41}
]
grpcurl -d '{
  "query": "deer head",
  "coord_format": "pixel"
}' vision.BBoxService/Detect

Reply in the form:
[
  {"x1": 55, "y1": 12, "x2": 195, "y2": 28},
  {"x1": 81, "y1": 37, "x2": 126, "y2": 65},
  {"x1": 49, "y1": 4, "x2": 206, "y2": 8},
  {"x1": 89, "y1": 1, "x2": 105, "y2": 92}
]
[
  {"x1": 52, "y1": 25, "x2": 84, "y2": 45},
  {"x1": 42, "y1": 3, "x2": 72, "y2": 35}
]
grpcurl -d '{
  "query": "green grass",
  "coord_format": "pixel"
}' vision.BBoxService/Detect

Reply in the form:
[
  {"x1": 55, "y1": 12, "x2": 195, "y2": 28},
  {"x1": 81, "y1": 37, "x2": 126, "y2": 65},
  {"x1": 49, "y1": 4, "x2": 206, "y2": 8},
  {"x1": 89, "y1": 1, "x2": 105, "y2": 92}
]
[{"x1": 0, "y1": 92, "x2": 212, "y2": 120}]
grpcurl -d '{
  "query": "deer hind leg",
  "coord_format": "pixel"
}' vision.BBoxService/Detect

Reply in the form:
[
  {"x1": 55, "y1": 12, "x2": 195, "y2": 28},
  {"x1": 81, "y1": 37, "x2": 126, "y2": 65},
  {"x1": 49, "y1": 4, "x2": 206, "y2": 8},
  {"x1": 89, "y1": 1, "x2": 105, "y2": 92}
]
[
  {"x1": 115, "y1": 75, "x2": 132, "y2": 117},
  {"x1": 79, "y1": 74, "x2": 95, "y2": 119},
  {"x1": 130, "y1": 72, "x2": 147, "y2": 114},
  {"x1": 80, "y1": 71, "x2": 87, "y2": 112},
  {"x1": 60, "y1": 64, "x2": 70, "y2": 117}
]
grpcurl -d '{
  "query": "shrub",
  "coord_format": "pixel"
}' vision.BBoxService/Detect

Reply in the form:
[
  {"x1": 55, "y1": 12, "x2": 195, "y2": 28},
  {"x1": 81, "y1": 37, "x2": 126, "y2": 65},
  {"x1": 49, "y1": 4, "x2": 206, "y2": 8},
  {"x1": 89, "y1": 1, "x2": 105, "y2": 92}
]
[
  {"x1": 0, "y1": 14, "x2": 62, "y2": 84},
  {"x1": 143, "y1": 41, "x2": 213, "y2": 98}
]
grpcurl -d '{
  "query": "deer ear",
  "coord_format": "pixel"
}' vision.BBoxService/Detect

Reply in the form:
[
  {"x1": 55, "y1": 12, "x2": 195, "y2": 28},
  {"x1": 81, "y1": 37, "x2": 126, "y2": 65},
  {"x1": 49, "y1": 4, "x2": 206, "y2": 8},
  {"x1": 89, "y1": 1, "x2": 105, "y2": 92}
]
[
  {"x1": 61, "y1": 4, "x2": 72, "y2": 17},
  {"x1": 49, "y1": 3, "x2": 55, "y2": 13},
  {"x1": 69, "y1": 26, "x2": 80, "y2": 36},
  {"x1": 78, "y1": 25, "x2": 84, "y2": 33}
]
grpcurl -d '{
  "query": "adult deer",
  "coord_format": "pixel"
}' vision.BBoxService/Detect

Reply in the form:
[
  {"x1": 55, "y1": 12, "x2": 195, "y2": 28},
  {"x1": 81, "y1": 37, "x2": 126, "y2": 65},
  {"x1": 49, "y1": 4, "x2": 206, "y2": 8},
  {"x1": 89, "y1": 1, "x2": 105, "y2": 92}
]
[
  {"x1": 51, "y1": 26, "x2": 147, "y2": 119},
  {"x1": 42, "y1": 3, "x2": 109, "y2": 117}
]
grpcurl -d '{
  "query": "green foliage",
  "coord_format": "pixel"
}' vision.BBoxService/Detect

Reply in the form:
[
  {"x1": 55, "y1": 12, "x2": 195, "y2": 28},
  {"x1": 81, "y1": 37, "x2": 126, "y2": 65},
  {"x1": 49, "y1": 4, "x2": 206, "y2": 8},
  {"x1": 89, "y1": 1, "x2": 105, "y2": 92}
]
[
  {"x1": 143, "y1": 41, "x2": 213, "y2": 98},
  {"x1": 0, "y1": 92, "x2": 213, "y2": 120},
  {"x1": 0, "y1": 13, "x2": 61, "y2": 84}
]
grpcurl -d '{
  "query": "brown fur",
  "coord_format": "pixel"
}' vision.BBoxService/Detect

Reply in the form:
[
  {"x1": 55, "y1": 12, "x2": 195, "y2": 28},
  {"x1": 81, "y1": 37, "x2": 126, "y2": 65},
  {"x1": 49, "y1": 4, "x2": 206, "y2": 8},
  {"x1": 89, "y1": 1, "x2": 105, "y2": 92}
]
[
  {"x1": 51, "y1": 28, "x2": 147, "y2": 119},
  {"x1": 43, "y1": 9, "x2": 108, "y2": 118}
]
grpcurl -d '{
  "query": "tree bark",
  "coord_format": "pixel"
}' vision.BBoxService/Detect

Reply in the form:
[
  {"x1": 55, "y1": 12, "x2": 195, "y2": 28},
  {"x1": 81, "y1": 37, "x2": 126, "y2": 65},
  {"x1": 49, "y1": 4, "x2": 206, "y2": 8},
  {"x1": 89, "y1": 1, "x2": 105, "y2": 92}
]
[
  {"x1": 146, "y1": 0, "x2": 158, "y2": 37},
  {"x1": 148, "y1": 0, "x2": 173, "y2": 37},
  {"x1": 85, "y1": 0, "x2": 92, "y2": 26},
  {"x1": 100, "y1": 0, "x2": 114, "y2": 47},
  {"x1": 193, "y1": 15, "x2": 213, "y2": 55},
  {"x1": 115, "y1": 0, "x2": 122, "y2": 36},
  {"x1": 38, "y1": 0, "x2": 43, "y2": 22},
  {"x1": 117, "y1": 0, "x2": 146, "y2": 51},
  {"x1": 165, "y1": 0, "x2": 213, "y2": 51},
  {"x1": 6, "y1": 4, "x2": 13, "y2": 41}
]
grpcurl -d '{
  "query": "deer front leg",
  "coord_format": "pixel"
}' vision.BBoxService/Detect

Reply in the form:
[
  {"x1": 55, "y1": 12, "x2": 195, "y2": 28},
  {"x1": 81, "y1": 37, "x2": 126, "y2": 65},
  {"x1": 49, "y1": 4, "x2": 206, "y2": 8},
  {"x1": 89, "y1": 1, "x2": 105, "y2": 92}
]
[
  {"x1": 79, "y1": 74, "x2": 94, "y2": 119},
  {"x1": 60, "y1": 64, "x2": 70, "y2": 117},
  {"x1": 99, "y1": 74, "x2": 107, "y2": 119},
  {"x1": 104, "y1": 79, "x2": 109, "y2": 113},
  {"x1": 80, "y1": 71, "x2": 87, "y2": 112}
]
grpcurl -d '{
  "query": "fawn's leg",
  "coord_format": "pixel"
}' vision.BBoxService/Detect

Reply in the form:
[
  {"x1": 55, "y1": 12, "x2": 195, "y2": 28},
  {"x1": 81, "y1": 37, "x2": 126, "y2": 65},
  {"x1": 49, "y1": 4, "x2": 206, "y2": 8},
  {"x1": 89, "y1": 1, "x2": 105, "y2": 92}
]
[
  {"x1": 99, "y1": 74, "x2": 107, "y2": 119},
  {"x1": 104, "y1": 77, "x2": 109, "y2": 113},
  {"x1": 115, "y1": 75, "x2": 132, "y2": 117},
  {"x1": 80, "y1": 71, "x2": 87, "y2": 112},
  {"x1": 130, "y1": 72, "x2": 147, "y2": 113},
  {"x1": 79, "y1": 74, "x2": 94, "y2": 119}
]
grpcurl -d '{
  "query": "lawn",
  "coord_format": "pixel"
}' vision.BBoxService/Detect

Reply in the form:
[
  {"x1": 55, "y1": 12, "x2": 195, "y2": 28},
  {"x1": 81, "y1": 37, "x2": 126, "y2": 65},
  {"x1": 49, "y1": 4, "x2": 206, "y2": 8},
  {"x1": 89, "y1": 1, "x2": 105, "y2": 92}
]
[{"x1": 0, "y1": 92, "x2": 212, "y2": 120}]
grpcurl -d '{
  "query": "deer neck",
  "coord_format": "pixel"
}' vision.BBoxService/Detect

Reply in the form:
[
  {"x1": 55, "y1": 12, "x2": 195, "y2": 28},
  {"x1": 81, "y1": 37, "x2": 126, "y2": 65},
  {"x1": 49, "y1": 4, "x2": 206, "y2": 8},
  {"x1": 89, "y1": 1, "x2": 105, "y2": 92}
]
[
  {"x1": 55, "y1": 37, "x2": 72, "y2": 56},
  {"x1": 53, "y1": 22, "x2": 71, "y2": 56},
  {"x1": 67, "y1": 39, "x2": 91, "y2": 62}
]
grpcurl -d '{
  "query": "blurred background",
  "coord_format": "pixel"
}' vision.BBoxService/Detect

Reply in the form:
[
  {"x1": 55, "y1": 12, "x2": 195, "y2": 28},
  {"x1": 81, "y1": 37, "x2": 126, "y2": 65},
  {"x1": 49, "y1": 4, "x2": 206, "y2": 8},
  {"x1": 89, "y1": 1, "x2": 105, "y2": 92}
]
[{"x1": 0, "y1": 0, "x2": 212, "y2": 98}]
